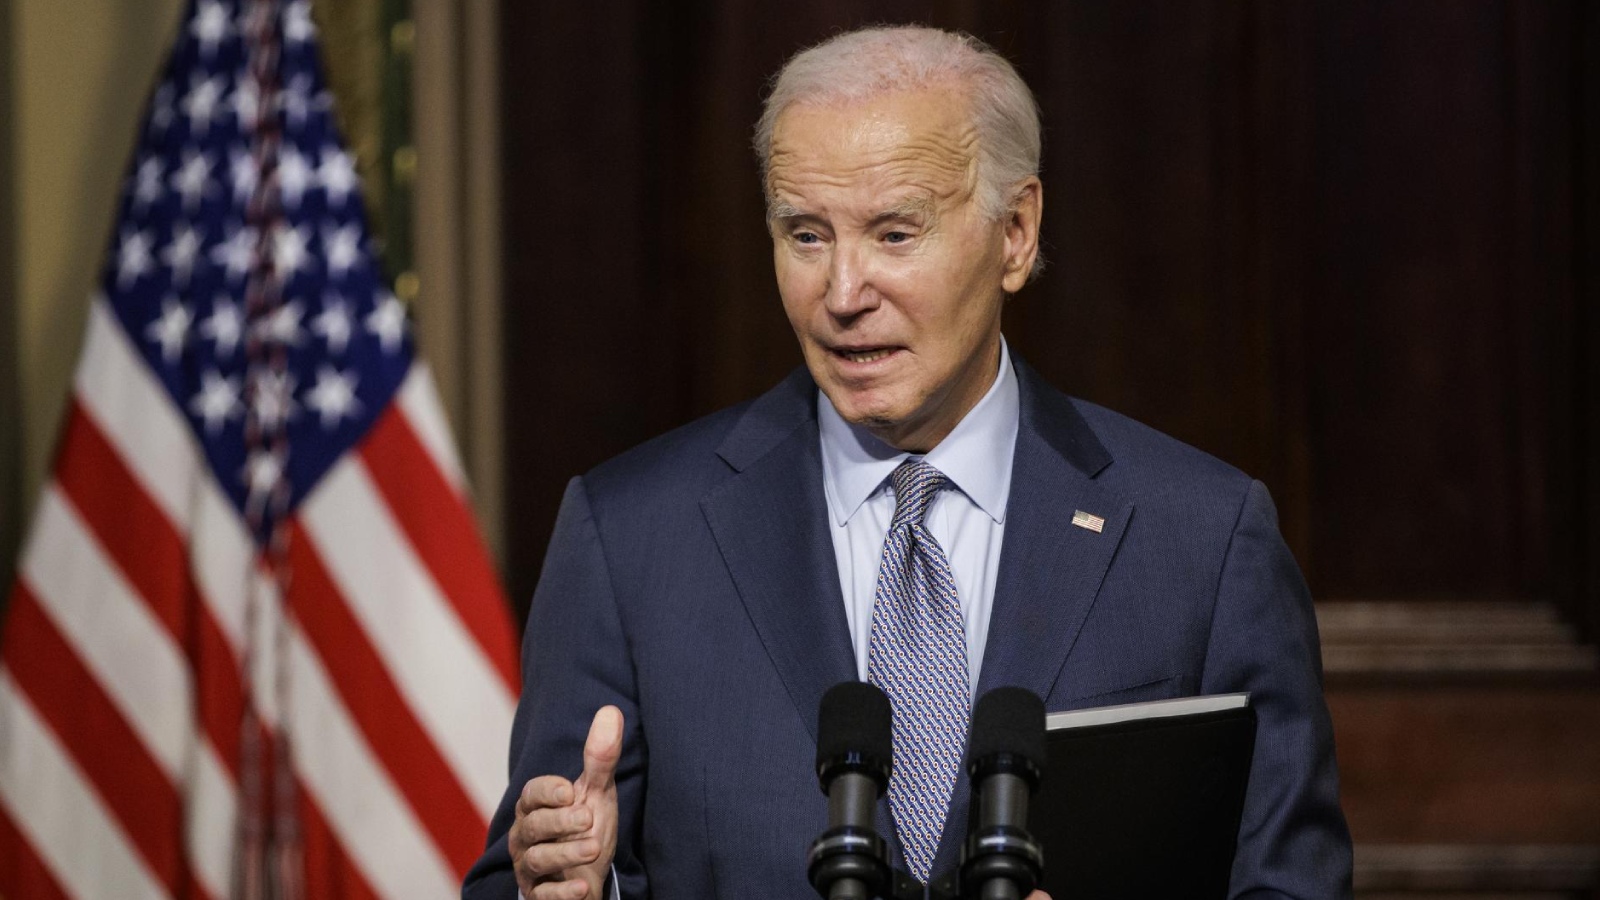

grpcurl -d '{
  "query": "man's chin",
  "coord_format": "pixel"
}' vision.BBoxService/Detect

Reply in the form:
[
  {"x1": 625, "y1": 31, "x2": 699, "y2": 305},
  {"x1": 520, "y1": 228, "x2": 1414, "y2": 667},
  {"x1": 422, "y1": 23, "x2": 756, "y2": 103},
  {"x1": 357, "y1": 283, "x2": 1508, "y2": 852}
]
[
  {"x1": 832, "y1": 401, "x2": 917, "y2": 447},
  {"x1": 822, "y1": 391, "x2": 902, "y2": 430},
  {"x1": 817, "y1": 377, "x2": 926, "y2": 434},
  {"x1": 857, "y1": 413, "x2": 898, "y2": 428}
]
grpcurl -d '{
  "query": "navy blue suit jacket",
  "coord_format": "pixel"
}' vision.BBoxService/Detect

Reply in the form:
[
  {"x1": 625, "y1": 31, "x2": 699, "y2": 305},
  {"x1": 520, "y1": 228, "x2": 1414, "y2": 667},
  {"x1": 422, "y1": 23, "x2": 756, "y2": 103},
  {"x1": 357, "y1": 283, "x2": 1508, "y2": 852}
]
[{"x1": 464, "y1": 358, "x2": 1352, "y2": 899}]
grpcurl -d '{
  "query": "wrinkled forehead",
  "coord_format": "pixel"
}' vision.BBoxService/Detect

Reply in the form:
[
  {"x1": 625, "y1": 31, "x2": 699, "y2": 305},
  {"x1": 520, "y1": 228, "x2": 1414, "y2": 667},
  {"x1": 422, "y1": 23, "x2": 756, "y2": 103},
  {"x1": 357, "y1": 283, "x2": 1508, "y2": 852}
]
[{"x1": 766, "y1": 88, "x2": 979, "y2": 205}]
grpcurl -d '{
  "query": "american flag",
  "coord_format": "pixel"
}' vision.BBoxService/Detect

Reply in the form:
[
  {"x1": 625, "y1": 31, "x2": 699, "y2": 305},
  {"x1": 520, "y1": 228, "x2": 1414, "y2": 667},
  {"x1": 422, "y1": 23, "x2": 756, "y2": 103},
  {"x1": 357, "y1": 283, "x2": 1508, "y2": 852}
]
[{"x1": 0, "y1": 1, "x2": 520, "y2": 898}]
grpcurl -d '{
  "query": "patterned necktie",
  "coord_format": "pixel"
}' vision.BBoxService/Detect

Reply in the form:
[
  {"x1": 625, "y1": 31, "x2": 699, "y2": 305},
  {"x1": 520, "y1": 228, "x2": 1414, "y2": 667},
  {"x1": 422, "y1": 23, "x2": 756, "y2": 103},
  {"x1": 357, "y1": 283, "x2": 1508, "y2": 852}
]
[{"x1": 867, "y1": 459, "x2": 971, "y2": 883}]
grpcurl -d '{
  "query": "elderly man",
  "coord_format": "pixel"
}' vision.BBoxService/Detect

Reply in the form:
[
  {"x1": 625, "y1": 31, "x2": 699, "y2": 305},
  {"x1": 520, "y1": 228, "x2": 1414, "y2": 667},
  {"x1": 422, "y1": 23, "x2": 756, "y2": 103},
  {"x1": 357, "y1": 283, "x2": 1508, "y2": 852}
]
[{"x1": 464, "y1": 25, "x2": 1351, "y2": 900}]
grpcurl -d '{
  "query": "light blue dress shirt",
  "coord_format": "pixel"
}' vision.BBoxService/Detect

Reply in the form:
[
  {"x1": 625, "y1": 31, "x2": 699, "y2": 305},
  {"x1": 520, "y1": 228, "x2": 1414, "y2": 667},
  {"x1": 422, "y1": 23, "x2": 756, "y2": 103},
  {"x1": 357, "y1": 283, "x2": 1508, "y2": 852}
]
[{"x1": 817, "y1": 338, "x2": 1020, "y2": 694}]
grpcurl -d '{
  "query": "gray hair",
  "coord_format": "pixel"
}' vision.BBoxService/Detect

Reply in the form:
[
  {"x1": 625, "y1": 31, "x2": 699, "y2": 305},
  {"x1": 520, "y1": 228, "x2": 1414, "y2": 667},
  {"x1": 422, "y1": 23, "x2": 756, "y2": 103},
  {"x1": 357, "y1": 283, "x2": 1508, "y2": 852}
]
[{"x1": 754, "y1": 25, "x2": 1042, "y2": 223}]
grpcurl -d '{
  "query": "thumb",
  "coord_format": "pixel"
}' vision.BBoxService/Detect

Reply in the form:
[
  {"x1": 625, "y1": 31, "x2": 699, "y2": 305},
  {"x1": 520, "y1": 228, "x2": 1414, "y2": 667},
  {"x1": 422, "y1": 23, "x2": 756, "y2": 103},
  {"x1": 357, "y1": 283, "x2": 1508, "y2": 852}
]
[{"x1": 580, "y1": 705, "x2": 624, "y2": 790}]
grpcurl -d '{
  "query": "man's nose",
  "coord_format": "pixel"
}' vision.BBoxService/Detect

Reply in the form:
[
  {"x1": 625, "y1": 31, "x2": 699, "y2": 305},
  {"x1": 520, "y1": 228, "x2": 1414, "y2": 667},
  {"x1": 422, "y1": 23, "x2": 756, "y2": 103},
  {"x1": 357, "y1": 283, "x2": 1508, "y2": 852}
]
[{"x1": 824, "y1": 242, "x2": 880, "y2": 318}]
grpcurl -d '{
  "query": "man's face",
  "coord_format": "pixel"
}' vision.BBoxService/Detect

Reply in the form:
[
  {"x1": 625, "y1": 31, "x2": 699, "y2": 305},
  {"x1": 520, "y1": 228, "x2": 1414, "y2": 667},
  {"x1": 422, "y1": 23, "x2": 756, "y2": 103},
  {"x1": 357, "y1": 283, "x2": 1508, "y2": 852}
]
[{"x1": 767, "y1": 88, "x2": 1040, "y2": 452}]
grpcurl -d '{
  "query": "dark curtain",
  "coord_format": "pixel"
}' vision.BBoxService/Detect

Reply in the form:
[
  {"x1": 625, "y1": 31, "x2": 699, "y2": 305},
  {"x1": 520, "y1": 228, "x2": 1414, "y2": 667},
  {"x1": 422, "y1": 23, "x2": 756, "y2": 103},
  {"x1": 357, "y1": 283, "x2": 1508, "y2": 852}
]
[{"x1": 499, "y1": 0, "x2": 1600, "y2": 640}]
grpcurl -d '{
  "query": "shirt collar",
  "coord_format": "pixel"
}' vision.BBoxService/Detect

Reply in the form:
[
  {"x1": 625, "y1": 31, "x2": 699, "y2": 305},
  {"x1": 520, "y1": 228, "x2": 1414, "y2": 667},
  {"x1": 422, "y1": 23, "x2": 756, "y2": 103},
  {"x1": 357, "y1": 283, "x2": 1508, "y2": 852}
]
[{"x1": 818, "y1": 338, "x2": 1019, "y2": 527}]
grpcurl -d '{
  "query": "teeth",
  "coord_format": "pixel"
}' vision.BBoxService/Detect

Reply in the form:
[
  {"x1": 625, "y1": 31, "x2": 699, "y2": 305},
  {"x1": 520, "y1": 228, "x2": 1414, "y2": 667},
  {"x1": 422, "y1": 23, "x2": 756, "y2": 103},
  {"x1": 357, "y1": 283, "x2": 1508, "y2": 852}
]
[{"x1": 843, "y1": 349, "x2": 892, "y2": 363}]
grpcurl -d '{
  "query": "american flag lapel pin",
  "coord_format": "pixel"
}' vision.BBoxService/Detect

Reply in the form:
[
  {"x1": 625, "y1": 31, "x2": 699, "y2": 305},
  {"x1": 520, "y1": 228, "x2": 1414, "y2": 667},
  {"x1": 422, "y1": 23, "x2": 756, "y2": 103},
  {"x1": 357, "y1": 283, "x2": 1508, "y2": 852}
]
[{"x1": 1071, "y1": 510, "x2": 1106, "y2": 533}]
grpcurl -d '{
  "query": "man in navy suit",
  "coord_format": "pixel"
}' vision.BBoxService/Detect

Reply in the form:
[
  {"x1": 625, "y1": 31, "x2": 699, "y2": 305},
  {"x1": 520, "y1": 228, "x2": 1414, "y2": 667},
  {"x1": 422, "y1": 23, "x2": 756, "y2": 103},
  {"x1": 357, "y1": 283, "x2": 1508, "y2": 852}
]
[{"x1": 464, "y1": 25, "x2": 1352, "y2": 900}]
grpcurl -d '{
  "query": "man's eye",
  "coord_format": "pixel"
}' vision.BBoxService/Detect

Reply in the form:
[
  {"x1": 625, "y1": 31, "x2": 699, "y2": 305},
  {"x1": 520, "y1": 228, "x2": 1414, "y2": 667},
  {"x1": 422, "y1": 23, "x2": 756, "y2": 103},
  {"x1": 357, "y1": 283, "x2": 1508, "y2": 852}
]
[
  {"x1": 883, "y1": 231, "x2": 911, "y2": 244},
  {"x1": 794, "y1": 232, "x2": 821, "y2": 245}
]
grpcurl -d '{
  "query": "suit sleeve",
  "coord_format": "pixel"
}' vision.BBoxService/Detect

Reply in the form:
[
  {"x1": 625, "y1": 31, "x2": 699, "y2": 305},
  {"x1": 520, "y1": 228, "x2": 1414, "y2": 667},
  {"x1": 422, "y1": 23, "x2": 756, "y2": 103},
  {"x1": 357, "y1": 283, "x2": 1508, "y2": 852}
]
[
  {"x1": 462, "y1": 477, "x2": 650, "y2": 899},
  {"x1": 1201, "y1": 480, "x2": 1353, "y2": 900}
]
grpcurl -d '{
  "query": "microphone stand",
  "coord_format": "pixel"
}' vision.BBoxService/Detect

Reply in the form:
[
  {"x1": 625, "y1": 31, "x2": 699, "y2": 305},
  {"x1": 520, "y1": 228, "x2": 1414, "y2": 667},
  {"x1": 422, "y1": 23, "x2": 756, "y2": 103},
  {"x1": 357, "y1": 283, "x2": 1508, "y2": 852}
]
[
  {"x1": 885, "y1": 867, "x2": 958, "y2": 900},
  {"x1": 808, "y1": 681, "x2": 1044, "y2": 900},
  {"x1": 808, "y1": 852, "x2": 961, "y2": 900}
]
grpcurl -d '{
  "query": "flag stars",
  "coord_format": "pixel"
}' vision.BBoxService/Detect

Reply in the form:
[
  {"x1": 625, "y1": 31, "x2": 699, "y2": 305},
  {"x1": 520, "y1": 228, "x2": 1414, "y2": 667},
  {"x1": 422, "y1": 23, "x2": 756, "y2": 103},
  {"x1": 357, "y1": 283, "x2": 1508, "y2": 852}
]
[
  {"x1": 230, "y1": 148, "x2": 258, "y2": 205},
  {"x1": 365, "y1": 292, "x2": 407, "y2": 354},
  {"x1": 212, "y1": 225, "x2": 258, "y2": 282},
  {"x1": 313, "y1": 297, "x2": 354, "y2": 355},
  {"x1": 318, "y1": 147, "x2": 358, "y2": 207},
  {"x1": 229, "y1": 77, "x2": 262, "y2": 132},
  {"x1": 146, "y1": 297, "x2": 193, "y2": 363},
  {"x1": 171, "y1": 151, "x2": 215, "y2": 212},
  {"x1": 161, "y1": 223, "x2": 206, "y2": 287},
  {"x1": 278, "y1": 75, "x2": 329, "y2": 131},
  {"x1": 133, "y1": 157, "x2": 166, "y2": 211},
  {"x1": 323, "y1": 223, "x2": 362, "y2": 280},
  {"x1": 199, "y1": 298, "x2": 244, "y2": 357},
  {"x1": 254, "y1": 300, "x2": 306, "y2": 347},
  {"x1": 243, "y1": 447, "x2": 286, "y2": 514},
  {"x1": 276, "y1": 146, "x2": 314, "y2": 210},
  {"x1": 284, "y1": 0, "x2": 317, "y2": 45},
  {"x1": 272, "y1": 224, "x2": 313, "y2": 281},
  {"x1": 190, "y1": 0, "x2": 235, "y2": 59},
  {"x1": 189, "y1": 369, "x2": 242, "y2": 434},
  {"x1": 181, "y1": 74, "x2": 227, "y2": 134},
  {"x1": 117, "y1": 228, "x2": 156, "y2": 287},
  {"x1": 148, "y1": 83, "x2": 176, "y2": 135},
  {"x1": 250, "y1": 369, "x2": 298, "y2": 431},
  {"x1": 305, "y1": 366, "x2": 361, "y2": 429}
]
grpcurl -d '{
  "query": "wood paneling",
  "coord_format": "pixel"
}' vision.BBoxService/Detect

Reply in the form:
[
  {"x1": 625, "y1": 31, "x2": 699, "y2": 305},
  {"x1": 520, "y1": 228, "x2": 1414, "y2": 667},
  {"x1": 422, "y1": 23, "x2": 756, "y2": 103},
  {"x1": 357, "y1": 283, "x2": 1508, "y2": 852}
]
[
  {"x1": 1330, "y1": 686, "x2": 1600, "y2": 844},
  {"x1": 1355, "y1": 844, "x2": 1600, "y2": 897},
  {"x1": 1318, "y1": 603, "x2": 1597, "y2": 677}
]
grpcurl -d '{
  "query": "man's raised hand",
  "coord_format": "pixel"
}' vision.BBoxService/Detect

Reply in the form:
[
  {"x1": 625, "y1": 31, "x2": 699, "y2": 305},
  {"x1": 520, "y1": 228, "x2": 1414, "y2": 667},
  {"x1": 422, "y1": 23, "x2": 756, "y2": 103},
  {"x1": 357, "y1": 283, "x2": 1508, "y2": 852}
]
[{"x1": 509, "y1": 706, "x2": 623, "y2": 899}]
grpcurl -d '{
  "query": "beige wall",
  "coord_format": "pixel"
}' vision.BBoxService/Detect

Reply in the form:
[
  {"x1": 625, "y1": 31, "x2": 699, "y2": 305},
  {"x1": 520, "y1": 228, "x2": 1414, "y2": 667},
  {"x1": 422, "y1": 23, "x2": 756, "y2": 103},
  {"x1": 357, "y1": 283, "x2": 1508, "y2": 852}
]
[
  {"x1": 1, "y1": 0, "x2": 17, "y2": 591},
  {"x1": 411, "y1": 0, "x2": 505, "y2": 567},
  {"x1": 4, "y1": 0, "x2": 186, "y2": 570}
]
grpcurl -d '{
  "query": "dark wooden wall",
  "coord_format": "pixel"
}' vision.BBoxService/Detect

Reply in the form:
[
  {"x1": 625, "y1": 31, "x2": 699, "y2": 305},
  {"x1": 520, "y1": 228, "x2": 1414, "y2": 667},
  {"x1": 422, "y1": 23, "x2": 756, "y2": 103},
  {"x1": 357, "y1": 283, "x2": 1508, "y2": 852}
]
[{"x1": 499, "y1": 1, "x2": 1600, "y2": 894}]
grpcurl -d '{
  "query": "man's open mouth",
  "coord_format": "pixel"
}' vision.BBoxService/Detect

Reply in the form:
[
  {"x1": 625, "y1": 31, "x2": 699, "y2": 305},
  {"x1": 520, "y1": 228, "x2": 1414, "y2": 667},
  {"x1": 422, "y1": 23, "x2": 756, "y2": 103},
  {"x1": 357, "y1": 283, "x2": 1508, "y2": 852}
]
[{"x1": 833, "y1": 347, "x2": 898, "y2": 364}]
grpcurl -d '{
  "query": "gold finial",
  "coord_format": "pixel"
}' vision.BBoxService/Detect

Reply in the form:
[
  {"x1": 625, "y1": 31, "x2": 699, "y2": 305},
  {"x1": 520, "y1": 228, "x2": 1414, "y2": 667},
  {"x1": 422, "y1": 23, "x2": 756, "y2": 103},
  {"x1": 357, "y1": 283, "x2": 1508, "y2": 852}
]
[
  {"x1": 395, "y1": 271, "x2": 421, "y2": 303},
  {"x1": 393, "y1": 146, "x2": 418, "y2": 185},
  {"x1": 391, "y1": 20, "x2": 416, "y2": 55}
]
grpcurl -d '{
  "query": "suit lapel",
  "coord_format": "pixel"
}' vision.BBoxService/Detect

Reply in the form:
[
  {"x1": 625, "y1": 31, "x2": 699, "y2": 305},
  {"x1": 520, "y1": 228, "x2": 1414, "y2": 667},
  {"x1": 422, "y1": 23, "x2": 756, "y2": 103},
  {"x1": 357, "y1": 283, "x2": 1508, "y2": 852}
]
[
  {"x1": 934, "y1": 359, "x2": 1135, "y2": 876},
  {"x1": 975, "y1": 431, "x2": 1132, "y2": 702},
  {"x1": 974, "y1": 358, "x2": 1133, "y2": 702},
  {"x1": 700, "y1": 371, "x2": 857, "y2": 743}
]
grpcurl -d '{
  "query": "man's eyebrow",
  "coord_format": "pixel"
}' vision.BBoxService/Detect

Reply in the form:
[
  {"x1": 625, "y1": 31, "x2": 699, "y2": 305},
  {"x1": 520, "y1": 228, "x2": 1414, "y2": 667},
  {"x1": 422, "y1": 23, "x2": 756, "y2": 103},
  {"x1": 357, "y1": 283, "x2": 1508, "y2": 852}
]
[
  {"x1": 766, "y1": 197, "x2": 933, "y2": 225},
  {"x1": 768, "y1": 201, "x2": 806, "y2": 221},
  {"x1": 868, "y1": 197, "x2": 934, "y2": 225}
]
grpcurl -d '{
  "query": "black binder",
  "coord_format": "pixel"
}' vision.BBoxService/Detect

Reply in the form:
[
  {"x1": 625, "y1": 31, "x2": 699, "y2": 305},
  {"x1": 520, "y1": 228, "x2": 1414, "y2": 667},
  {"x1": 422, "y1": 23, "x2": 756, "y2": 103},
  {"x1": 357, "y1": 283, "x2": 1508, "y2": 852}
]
[{"x1": 1030, "y1": 694, "x2": 1257, "y2": 900}]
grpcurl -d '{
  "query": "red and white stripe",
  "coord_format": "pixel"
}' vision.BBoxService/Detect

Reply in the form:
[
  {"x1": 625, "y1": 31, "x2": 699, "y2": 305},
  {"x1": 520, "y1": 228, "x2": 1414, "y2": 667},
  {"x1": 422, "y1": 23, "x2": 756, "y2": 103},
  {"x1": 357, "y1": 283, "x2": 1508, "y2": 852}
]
[{"x1": 0, "y1": 296, "x2": 520, "y2": 898}]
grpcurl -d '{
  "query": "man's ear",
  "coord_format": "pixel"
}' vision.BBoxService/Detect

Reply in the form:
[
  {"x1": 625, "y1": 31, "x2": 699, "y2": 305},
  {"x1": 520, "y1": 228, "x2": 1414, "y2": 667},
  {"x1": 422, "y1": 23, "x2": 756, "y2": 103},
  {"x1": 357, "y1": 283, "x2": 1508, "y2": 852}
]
[{"x1": 1000, "y1": 177, "x2": 1043, "y2": 294}]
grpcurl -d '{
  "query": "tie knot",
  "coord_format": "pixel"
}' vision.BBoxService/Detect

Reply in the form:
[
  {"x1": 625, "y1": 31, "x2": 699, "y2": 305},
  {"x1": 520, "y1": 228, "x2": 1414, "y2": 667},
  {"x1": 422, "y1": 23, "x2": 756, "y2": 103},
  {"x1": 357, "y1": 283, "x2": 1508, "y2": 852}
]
[{"x1": 889, "y1": 459, "x2": 949, "y2": 528}]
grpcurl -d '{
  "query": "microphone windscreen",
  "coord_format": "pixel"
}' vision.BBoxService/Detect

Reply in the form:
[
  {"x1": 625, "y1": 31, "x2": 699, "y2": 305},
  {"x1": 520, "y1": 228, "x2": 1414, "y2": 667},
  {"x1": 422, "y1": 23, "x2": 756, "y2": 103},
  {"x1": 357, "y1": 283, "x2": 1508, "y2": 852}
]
[
  {"x1": 969, "y1": 686, "x2": 1046, "y2": 769},
  {"x1": 816, "y1": 681, "x2": 893, "y2": 771}
]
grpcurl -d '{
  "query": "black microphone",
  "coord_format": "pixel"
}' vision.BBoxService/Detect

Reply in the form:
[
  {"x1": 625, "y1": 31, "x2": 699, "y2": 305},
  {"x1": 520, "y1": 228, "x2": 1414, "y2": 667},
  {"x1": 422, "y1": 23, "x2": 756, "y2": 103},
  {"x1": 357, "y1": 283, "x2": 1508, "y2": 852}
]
[
  {"x1": 961, "y1": 687, "x2": 1046, "y2": 900},
  {"x1": 809, "y1": 681, "x2": 894, "y2": 900}
]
